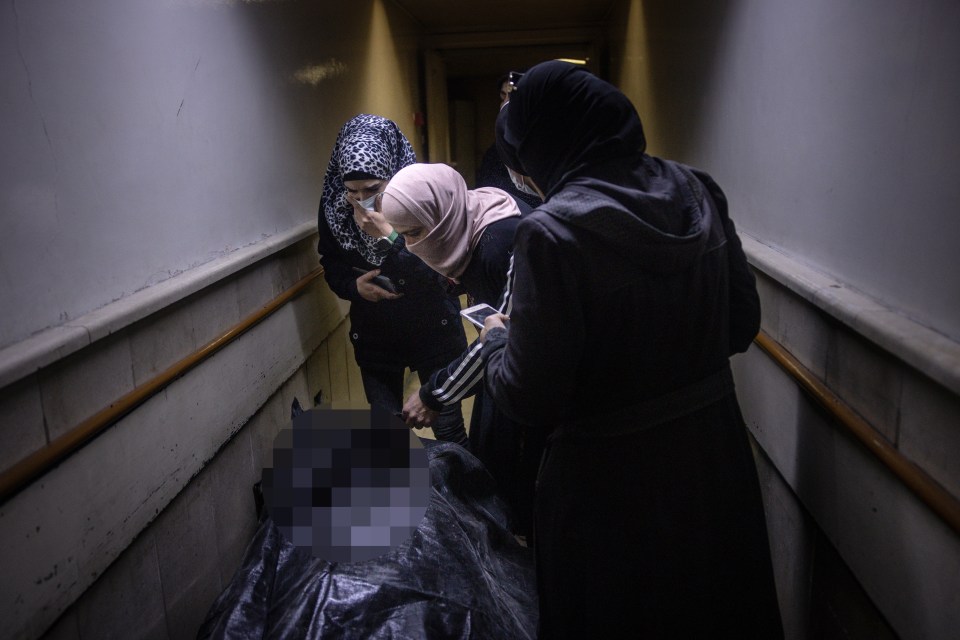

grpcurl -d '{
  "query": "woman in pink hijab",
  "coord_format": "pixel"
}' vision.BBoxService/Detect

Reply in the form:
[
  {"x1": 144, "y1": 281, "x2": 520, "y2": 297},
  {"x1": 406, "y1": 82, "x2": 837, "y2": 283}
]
[
  {"x1": 379, "y1": 162, "x2": 521, "y2": 304},
  {"x1": 377, "y1": 162, "x2": 542, "y2": 537}
]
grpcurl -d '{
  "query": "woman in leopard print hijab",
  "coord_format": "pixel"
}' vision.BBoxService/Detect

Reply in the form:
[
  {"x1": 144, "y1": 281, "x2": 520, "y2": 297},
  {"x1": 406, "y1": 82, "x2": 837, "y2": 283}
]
[
  {"x1": 315, "y1": 114, "x2": 468, "y2": 447},
  {"x1": 320, "y1": 114, "x2": 415, "y2": 265}
]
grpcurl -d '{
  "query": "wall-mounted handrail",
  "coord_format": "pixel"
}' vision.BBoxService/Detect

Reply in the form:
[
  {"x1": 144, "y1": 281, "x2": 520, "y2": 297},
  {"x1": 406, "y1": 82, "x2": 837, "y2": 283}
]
[
  {"x1": 6, "y1": 284, "x2": 955, "y2": 539},
  {"x1": 0, "y1": 266, "x2": 326, "y2": 505},
  {"x1": 753, "y1": 330, "x2": 960, "y2": 536}
]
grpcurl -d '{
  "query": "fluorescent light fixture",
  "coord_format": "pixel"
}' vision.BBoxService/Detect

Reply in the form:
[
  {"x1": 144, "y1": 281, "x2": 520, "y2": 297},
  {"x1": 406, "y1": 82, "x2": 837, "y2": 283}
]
[{"x1": 556, "y1": 58, "x2": 588, "y2": 65}]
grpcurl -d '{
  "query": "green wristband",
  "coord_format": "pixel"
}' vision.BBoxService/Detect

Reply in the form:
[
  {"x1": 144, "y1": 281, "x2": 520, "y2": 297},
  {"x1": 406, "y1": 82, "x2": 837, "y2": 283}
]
[{"x1": 386, "y1": 230, "x2": 399, "y2": 243}]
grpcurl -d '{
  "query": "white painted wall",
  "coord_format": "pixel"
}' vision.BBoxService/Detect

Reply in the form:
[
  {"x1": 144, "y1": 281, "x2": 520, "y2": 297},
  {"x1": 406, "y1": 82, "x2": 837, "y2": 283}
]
[
  {"x1": 740, "y1": 240, "x2": 960, "y2": 639},
  {"x1": 613, "y1": 0, "x2": 960, "y2": 343},
  {"x1": 607, "y1": 2, "x2": 960, "y2": 636},
  {"x1": 0, "y1": 0, "x2": 423, "y2": 352},
  {"x1": 0, "y1": 2, "x2": 425, "y2": 637},
  {"x1": 666, "y1": 0, "x2": 960, "y2": 343}
]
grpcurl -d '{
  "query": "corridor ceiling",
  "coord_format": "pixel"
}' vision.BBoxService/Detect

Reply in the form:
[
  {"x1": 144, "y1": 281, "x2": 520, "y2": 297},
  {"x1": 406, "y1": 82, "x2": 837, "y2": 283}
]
[
  {"x1": 392, "y1": 0, "x2": 618, "y2": 34},
  {"x1": 391, "y1": 0, "x2": 620, "y2": 77}
]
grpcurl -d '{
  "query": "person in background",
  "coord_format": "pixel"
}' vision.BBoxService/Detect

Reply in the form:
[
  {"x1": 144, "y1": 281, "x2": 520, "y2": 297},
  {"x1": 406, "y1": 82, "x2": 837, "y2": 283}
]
[
  {"x1": 480, "y1": 62, "x2": 783, "y2": 638},
  {"x1": 475, "y1": 73, "x2": 542, "y2": 211},
  {"x1": 376, "y1": 162, "x2": 545, "y2": 537},
  {"x1": 316, "y1": 114, "x2": 467, "y2": 447}
]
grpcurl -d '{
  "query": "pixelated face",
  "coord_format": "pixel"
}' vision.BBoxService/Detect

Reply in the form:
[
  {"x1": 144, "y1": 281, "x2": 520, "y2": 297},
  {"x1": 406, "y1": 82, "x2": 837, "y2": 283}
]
[{"x1": 262, "y1": 407, "x2": 431, "y2": 563}]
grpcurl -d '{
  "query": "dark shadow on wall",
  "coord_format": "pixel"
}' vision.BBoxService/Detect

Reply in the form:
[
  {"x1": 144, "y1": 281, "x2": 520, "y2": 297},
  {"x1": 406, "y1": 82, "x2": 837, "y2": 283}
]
[
  {"x1": 790, "y1": 363, "x2": 901, "y2": 640},
  {"x1": 640, "y1": 0, "x2": 738, "y2": 162},
  {"x1": 808, "y1": 527, "x2": 899, "y2": 640}
]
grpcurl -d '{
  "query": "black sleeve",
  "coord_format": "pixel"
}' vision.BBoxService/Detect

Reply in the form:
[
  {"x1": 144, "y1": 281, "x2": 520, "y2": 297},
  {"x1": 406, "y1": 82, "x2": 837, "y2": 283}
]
[
  {"x1": 694, "y1": 169, "x2": 761, "y2": 354},
  {"x1": 481, "y1": 217, "x2": 585, "y2": 425},
  {"x1": 316, "y1": 215, "x2": 362, "y2": 302},
  {"x1": 419, "y1": 340, "x2": 485, "y2": 410},
  {"x1": 419, "y1": 257, "x2": 517, "y2": 411},
  {"x1": 317, "y1": 213, "x2": 453, "y2": 300},
  {"x1": 377, "y1": 235, "x2": 452, "y2": 296}
]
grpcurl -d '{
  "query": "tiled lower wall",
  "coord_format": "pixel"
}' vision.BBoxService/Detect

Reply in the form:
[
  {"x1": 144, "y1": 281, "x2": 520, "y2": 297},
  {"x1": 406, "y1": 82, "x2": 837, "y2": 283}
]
[
  {"x1": 737, "y1": 259, "x2": 960, "y2": 640},
  {"x1": 40, "y1": 320, "x2": 367, "y2": 640},
  {"x1": 0, "y1": 233, "x2": 361, "y2": 640},
  {"x1": 8, "y1": 229, "x2": 959, "y2": 639}
]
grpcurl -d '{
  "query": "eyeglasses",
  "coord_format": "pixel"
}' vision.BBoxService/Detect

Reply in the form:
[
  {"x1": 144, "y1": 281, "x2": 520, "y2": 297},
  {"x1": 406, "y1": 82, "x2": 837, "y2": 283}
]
[{"x1": 507, "y1": 71, "x2": 524, "y2": 91}]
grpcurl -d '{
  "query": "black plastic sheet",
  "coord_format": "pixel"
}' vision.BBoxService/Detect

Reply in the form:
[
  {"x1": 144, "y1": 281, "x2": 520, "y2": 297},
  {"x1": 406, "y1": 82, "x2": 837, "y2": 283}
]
[{"x1": 198, "y1": 441, "x2": 538, "y2": 639}]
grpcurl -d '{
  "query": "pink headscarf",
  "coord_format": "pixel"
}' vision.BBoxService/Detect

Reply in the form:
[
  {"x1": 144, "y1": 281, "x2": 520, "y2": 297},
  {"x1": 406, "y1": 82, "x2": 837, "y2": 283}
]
[{"x1": 380, "y1": 163, "x2": 520, "y2": 278}]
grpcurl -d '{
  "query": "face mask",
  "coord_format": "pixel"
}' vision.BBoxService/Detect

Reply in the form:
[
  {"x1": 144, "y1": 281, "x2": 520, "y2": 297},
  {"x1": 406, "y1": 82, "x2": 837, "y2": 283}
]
[
  {"x1": 356, "y1": 193, "x2": 379, "y2": 211},
  {"x1": 507, "y1": 167, "x2": 539, "y2": 198}
]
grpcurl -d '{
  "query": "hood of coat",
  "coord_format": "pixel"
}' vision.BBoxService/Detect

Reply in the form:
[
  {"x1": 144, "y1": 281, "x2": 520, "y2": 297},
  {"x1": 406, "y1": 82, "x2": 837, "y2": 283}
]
[{"x1": 539, "y1": 159, "x2": 717, "y2": 276}]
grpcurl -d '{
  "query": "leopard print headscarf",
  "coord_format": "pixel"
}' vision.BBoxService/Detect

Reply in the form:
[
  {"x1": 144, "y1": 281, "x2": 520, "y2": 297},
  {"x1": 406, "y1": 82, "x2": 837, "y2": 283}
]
[{"x1": 319, "y1": 114, "x2": 416, "y2": 265}]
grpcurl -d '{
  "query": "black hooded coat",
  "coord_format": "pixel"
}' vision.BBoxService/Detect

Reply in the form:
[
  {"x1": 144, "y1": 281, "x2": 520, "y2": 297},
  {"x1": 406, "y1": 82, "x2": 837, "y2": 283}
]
[{"x1": 483, "y1": 61, "x2": 783, "y2": 638}]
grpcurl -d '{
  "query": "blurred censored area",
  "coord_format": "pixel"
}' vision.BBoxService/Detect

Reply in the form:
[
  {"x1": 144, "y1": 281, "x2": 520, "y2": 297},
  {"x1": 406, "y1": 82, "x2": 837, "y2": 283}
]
[
  {"x1": 199, "y1": 422, "x2": 538, "y2": 638},
  {"x1": 262, "y1": 406, "x2": 430, "y2": 563}
]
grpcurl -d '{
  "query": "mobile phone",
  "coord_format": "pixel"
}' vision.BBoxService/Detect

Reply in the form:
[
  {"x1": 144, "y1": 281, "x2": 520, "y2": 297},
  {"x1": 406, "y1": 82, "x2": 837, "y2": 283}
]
[
  {"x1": 460, "y1": 303, "x2": 500, "y2": 329},
  {"x1": 352, "y1": 267, "x2": 398, "y2": 294}
]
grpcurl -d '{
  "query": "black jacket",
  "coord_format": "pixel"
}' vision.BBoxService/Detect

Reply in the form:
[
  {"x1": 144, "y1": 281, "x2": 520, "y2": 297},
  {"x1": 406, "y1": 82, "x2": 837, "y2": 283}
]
[
  {"x1": 482, "y1": 160, "x2": 760, "y2": 428},
  {"x1": 317, "y1": 217, "x2": 466, "y2": 369}
]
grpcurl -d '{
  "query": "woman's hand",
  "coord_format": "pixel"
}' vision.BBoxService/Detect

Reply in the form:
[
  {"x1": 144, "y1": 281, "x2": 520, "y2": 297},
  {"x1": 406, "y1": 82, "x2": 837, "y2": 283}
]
[
  {"x1": 356, "y1": 269, "x2": 402, "y2": 302},
  {"x1": 351, "y1": 197, "x2": 394, "y2": 238},
  {"x1": 402, "y1": 391, "x2": 438, "y2": 429},
  {"x1": 479, "y1": 312, "x2": 509, "y2": 342}
]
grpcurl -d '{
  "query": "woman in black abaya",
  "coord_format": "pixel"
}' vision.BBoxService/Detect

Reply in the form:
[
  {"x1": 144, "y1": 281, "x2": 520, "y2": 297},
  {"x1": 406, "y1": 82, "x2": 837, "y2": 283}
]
[{"x1": 480, "y1": 62, "x2": 783, "y2": 638}]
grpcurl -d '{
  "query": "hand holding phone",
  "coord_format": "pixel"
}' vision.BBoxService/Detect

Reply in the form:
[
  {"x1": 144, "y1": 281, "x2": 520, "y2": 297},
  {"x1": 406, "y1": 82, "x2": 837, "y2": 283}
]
[
  {"x1": 353, "y1": 267, "x2": 400, "y2": 301},
  {"x1": 460, "y1": 303, "x2": 500, "y2": 329}
]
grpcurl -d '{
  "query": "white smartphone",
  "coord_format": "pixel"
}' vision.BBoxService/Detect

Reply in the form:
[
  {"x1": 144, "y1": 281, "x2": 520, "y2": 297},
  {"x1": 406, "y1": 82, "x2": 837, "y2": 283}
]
[{"x1": 460, "y1": 303, "x2": 500, "y2": 329}]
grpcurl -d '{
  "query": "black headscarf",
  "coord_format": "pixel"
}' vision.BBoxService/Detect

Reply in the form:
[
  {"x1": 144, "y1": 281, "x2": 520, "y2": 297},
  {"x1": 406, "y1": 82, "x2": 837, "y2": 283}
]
[
  {"x1": 496, "y1": 61, "x2": 647, "y2": 199},
  {"x1": 496, "y1": 61, "x2": 697, "y2": 238}
]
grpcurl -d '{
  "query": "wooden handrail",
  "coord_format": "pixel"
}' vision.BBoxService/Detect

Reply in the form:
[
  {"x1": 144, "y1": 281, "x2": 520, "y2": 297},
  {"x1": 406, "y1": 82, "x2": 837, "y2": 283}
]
[
  {"x1": 753, "y1": 330, "x2": 960, "y2": 536},
  {"x1": 0, "y1": 266, "x2": 325, "y2": 504},
  {"x1": 6, "y1": 286, "x2": 955, "y2": 539}
]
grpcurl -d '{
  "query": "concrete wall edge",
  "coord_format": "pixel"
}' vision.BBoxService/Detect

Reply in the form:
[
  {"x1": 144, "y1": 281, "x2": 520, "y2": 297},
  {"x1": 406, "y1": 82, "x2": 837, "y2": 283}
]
[
  {"x1": 0, "y1": 222, "x2": 318, "y2": 390},
  {"x1": 742, "y1": 233, "x2": 960, "y2": 396}
]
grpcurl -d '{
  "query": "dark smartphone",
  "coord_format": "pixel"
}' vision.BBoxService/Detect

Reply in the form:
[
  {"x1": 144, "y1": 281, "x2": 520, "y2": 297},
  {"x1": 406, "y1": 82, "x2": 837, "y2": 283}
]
[{"x1": 352, "y1": 267, "x2": 398, "y2": 294}]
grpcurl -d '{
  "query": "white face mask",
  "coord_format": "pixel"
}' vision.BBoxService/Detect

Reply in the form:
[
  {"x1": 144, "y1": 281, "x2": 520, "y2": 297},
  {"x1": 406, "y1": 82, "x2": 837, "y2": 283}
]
[
  {"x1": 507, "y1": 167, "x2": 539, "y2": 198},
  {"x1": 355, "y1": 193, "x2": 378, "y2": 211}
]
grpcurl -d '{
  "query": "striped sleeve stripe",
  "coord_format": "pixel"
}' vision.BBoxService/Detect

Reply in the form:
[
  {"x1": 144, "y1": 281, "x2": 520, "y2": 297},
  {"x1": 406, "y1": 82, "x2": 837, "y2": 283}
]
[
  {"x1": 433, "y1": 253, "x2": 517, "y2": 406},
  {"x1": 432, "y1": 342, "x2": 485, "y2": 403},
  {"x1": 435, "y1": 364, "x2": 484, "y2": 404},
  {"x1": 498, "y1": 254, "x2": 516, "y2": 315}
]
